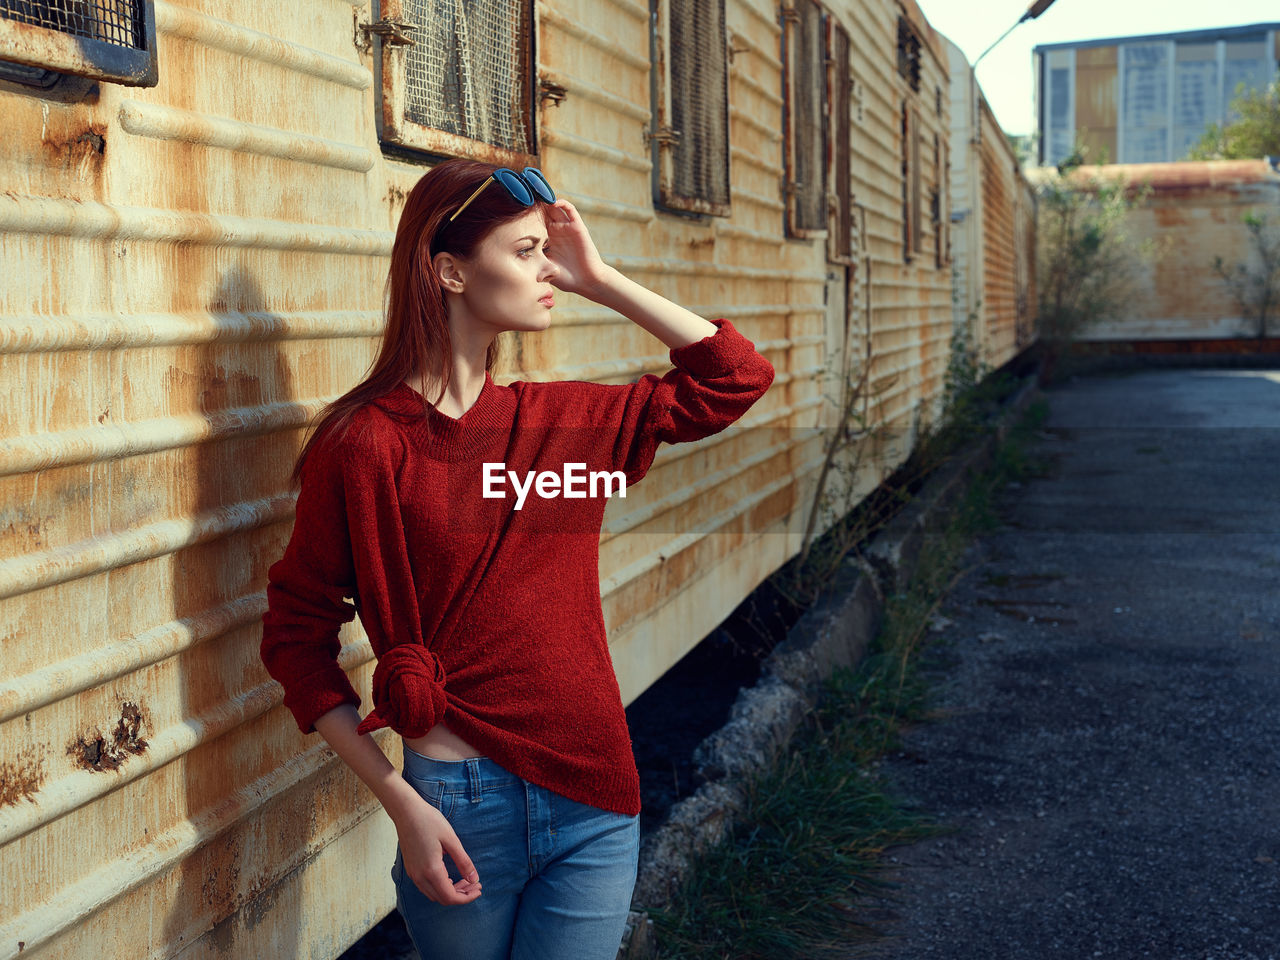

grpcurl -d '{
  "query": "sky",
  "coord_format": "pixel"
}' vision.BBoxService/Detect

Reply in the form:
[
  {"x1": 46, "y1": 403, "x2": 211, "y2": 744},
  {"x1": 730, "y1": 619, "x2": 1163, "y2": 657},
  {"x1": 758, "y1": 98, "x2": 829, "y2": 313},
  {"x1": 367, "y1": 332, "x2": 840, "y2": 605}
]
[{"x1": 913, "y1": 0, "x2": 1280, "y2": 136}]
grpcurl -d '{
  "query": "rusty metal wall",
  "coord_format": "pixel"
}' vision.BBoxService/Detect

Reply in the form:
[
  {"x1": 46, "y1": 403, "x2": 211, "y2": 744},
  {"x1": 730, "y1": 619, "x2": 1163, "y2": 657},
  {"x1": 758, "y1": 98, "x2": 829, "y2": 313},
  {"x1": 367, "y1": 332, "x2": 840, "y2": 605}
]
[
  {"x1": 980, "y1": 113, "x2": 1017, "y2": 367},
  {"x1": 1066, "y1": 160, "x2": 1280, "y2": 341},
  {"x1": 836, "y1": 0, "x2": 954, "y2": 451},
  {"x1": 0, "y1": 0, "x2": 399, "y2": 957},
  {"x1": 944, "y1": 37, "x2": 1039, "y2": 374},
  {"x1": 945, "y1": 38, "x2": 976, "y2": 334},
  {"x1": 0, "y1": 0, "x2": 1025, "y2": 957}
]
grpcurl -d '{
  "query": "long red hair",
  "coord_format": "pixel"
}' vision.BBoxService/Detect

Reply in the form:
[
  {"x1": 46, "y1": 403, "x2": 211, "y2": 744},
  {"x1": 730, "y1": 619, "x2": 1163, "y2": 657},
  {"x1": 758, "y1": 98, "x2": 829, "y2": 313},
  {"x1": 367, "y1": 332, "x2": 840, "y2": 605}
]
[{"x1": 289, "y1": 158, "x2": 553, "y2": 486}]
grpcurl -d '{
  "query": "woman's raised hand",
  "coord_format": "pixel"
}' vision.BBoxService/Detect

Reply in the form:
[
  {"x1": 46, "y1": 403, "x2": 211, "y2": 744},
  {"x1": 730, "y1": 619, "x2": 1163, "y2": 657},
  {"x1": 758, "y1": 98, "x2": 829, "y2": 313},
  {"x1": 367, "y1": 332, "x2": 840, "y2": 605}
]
[
  {"x1": 544, "y1": 198, "x2": 614, "y2": 300},
  {"x1": 394, "y1": 792, "x2": 482, "y2": 905}
]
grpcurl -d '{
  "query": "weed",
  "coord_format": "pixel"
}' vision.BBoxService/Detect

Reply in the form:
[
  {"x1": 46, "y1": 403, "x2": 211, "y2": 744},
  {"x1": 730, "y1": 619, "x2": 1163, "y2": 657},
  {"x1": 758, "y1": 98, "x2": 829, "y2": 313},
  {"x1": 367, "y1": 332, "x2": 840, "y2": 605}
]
[{"x1": 649, "y1": 401, "x2": 1047, "y2": 958}]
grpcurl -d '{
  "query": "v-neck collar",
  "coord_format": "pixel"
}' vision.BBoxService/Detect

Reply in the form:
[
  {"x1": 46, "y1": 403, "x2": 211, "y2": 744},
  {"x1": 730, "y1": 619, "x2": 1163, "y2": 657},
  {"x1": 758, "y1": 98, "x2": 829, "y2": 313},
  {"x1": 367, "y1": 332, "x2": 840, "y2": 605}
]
[{"x1": 374, "y1": 373, "x2": 516, "y2": 461}]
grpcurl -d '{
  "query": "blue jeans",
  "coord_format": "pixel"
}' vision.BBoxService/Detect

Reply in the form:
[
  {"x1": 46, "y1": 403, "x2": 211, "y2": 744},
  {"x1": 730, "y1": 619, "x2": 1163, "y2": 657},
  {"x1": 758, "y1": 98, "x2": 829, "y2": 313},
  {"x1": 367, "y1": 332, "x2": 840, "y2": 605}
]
[{"x1": 392, "y1": 747, "x2": 641, "y2": 960}]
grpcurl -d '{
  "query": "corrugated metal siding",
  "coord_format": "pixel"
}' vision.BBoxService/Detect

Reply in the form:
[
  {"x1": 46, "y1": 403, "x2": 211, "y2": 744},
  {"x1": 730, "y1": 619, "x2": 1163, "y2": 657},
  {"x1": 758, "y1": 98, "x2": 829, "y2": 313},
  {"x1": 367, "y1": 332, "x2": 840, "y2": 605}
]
[
  {"x1": 839, "y1": 0, "x2": 952, "y2": 446},
  {"x1": 945, "y1": 41, "x2": 1038, "y2": 374},
  {"x1": 944, "y1": 38, "x2": 975, "y2": 332},
  {"x1": 606, "y1": 0, "x2": 814, "y2": 702},
  {"x1": 1, "y1": 0, "x2": 1030, "y2": 957},
  {"x1": 1, "y1": 0, "x2": 392, "y2": 957},
  {"x1": 981, "y1": 131, "x2": 1017, "y2": 364}
]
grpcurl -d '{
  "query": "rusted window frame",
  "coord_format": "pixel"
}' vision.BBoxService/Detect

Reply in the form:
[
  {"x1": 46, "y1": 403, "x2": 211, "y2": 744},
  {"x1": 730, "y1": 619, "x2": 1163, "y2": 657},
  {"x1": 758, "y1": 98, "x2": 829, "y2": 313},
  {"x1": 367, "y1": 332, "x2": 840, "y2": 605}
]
[
  {"x1": 650, "y1": 0, "x2": 731, "y2": 217},
  {"x1": 826, "y1": 17, "x2": 854, "y2": 264},
  {"x1": 0, "y1": 0, "x2": 158, "y2": 87},
  {"x1": 781, "y1": 0, "x2": 826, "y2": 239},
  {"x1": 375, "y1": 0, "x2": 540, "y2": 168}
]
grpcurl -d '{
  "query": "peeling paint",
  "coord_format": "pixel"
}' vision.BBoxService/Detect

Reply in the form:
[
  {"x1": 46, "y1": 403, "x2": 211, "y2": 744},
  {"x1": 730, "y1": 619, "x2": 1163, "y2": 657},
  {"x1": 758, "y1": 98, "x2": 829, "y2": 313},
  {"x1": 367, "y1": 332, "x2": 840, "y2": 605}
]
[{"x1": 68, "y1": 701, "x2": 150, "y2": 772}]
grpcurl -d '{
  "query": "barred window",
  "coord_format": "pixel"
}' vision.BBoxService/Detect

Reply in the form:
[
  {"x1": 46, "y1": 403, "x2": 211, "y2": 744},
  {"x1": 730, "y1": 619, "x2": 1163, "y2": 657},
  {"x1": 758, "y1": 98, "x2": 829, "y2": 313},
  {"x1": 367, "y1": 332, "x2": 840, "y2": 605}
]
[
  {"x1": 651, "y1": 0, "x2": 730, "y2": 216},
  {"x1": 0, "y1": 0, "x2": 157, "y2": 86},
  {"x1": 897, "y1": 16, "x2": 921, "y2": 92},
  {"x1": 375, "y1": 0, "x2": 538, "y2": 166},
  {"x1": 783, "y1": 0, "x2": 826, "y2": 237}
]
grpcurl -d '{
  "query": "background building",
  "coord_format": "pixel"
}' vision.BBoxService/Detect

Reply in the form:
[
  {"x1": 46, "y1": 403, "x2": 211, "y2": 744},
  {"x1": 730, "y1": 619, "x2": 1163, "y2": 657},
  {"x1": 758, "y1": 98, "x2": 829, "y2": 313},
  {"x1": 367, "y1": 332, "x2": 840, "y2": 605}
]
[{"x1": 1034, "y1": 22, "x2": 1280, "y2": 166}]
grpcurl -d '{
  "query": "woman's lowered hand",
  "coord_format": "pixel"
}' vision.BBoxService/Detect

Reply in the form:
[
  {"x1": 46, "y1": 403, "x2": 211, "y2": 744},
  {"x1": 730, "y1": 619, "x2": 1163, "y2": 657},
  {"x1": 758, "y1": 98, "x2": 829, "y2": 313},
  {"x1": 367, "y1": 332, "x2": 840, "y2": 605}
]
[{"x1": 392, "y1": 791, "x2": 482, "y2": 905}]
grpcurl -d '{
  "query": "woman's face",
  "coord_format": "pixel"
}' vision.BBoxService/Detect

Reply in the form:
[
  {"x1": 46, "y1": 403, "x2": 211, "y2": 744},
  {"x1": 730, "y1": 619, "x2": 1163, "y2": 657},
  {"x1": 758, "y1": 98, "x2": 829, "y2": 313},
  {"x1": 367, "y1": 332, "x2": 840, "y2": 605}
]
[{"x1": 434, "y1": 207, "x2": 560, "y2": 339}]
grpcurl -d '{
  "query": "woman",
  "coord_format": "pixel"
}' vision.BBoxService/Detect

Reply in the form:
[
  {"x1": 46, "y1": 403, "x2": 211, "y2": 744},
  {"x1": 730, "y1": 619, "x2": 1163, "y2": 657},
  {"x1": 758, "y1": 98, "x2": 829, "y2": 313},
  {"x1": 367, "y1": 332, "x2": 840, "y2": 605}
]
[{"x1": 259, "y1": 158, "x2": 774, "y2": 960}]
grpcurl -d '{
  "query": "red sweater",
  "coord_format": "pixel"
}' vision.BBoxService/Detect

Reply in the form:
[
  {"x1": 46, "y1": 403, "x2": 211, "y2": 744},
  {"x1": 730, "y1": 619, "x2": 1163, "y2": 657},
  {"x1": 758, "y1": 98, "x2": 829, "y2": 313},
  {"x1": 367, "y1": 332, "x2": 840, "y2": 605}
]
[{"x1": 259, "y1": 318, "x2": 774, "y2": 815}]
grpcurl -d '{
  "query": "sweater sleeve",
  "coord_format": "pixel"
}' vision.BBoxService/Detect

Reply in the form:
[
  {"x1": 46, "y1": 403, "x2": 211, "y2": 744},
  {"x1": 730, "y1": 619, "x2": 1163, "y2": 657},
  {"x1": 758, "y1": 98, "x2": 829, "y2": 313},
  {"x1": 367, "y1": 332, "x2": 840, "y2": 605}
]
[
  {"x1": 610, "y1": 317, "x2": 775, "y2": 484},
  {"x1": 261, "y1": 418, "x2": 439, "y2": 737},
  {"x1": 259, "y1": 428, "x2": 364, "y2": 733}
]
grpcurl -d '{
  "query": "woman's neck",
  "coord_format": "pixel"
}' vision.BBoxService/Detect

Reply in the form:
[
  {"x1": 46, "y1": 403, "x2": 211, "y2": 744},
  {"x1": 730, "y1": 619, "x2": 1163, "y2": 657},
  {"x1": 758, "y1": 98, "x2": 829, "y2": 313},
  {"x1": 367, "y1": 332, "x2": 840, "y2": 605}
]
[{"x1": 412, "y1": 335, "x2": 492, "y2": 419}]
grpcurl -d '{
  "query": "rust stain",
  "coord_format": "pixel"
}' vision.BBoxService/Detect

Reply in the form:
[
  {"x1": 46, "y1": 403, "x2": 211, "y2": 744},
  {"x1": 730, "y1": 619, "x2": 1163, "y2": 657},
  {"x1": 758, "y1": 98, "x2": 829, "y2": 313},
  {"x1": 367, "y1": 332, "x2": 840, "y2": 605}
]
[
  {"x1": 1152, "y1": 205, "x2": 1188, "y2": 228},
  {"x1": 0, "y1": 745, "x2": 47, "y2": 807},
  {"x1": 41, "y1": 121, "x2": 107, "y2": 184},
  {"x1": 68, "y1": 701, "x2": 150, "y2": 772},
  {"x1": 201, "y1": 836, "x2": 243, "y2": 916},
  {"x1": 243, "y1": 879, "x2": 282, "y2": 930}
]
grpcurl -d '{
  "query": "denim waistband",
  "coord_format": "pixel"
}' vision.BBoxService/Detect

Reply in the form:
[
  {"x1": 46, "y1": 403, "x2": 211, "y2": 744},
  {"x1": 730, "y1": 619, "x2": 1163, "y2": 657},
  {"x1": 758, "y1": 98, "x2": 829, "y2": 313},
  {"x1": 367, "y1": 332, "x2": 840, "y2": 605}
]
[{"x1": 401, "y1": 744, "x2": 522, "y2": 802}]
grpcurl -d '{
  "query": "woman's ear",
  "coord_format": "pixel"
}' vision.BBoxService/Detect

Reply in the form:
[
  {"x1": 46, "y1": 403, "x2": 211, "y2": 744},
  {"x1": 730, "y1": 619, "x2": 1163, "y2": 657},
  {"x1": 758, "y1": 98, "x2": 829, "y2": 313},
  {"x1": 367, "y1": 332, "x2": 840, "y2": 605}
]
[{"x1": 432, "y1": 251, "x2": 466, "y2": 293}]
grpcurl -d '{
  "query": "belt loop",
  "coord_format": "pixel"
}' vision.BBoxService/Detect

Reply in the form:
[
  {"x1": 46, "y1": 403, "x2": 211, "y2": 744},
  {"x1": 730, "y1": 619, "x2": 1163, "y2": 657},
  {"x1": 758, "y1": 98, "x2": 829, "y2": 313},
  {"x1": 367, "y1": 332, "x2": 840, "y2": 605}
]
[{"x1": 466, "y1": 757, "x2": 483, "y2": 804}]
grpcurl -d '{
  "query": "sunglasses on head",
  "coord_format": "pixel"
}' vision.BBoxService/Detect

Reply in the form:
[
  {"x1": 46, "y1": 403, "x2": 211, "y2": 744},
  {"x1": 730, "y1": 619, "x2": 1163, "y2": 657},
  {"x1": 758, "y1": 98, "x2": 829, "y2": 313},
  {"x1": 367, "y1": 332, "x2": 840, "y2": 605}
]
[{"x1": 448, "y1": 167, "x2": 556, "y2": 224}]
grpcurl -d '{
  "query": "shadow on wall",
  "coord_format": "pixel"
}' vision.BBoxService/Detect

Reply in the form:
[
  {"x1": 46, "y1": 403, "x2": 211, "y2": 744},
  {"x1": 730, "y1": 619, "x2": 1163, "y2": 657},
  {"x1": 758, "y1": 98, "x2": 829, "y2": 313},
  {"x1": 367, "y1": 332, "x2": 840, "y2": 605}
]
[{"x1": 161, "y1": 265, "x2": 307, "y2": 957}]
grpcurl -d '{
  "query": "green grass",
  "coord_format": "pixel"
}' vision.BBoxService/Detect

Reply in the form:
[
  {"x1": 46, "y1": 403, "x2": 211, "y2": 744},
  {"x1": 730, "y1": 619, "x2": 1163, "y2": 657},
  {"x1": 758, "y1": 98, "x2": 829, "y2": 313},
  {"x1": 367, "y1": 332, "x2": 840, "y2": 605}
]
[{"x1": 649, "y1": 398, "x2": 1048, "y2": 960}]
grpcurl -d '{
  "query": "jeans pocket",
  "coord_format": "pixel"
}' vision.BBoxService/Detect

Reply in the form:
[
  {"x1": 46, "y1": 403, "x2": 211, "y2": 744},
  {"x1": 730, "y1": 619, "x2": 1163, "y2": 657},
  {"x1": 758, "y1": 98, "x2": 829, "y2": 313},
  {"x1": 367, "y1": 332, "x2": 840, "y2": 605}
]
[{"x1": 402, "y1": 764, "x2": 458, "y2": 819}]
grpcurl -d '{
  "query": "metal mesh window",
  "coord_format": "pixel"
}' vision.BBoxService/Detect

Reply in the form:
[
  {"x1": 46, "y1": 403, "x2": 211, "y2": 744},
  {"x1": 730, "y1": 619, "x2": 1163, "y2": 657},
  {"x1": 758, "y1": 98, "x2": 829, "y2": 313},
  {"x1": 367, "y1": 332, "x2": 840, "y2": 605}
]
[
  {"x1": 0, "y1": 0, "x2": 156, "y2": 85},
  {"x1": 402, "y1": 0, "x2": 531, "y2": 153},
  {"x1": 376, "y1": 0, "x2": 536, "y2": 164},
  {"x1": 785, "y1": 0, "x2": 825, "y2": 235},
  {"x1": 0, "y1": 0, "x2": 144, "y2": 49},
  {"x1": 664, "y1": 0, "x2": 730, "y2": 210}
]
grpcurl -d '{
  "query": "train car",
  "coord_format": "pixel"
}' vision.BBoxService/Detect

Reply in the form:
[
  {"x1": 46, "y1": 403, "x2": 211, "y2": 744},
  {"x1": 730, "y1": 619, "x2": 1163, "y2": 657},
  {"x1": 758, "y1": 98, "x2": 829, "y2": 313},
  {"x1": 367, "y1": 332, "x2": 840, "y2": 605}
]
[
  {"x1": 0, "y1": 0, "x2": 1030, "y2": 956},
  {"x1": 946, "y1": 35, "x2": 1038, "y2": 372}
]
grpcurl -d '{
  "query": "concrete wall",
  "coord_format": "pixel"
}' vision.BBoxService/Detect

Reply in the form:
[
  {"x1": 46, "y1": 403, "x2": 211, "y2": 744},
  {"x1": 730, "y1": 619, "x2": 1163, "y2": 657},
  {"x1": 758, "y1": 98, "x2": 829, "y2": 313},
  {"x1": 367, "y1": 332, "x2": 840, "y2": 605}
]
[{"x1": 1064, "y1": 159, "x2": 1280, "y2": 341}]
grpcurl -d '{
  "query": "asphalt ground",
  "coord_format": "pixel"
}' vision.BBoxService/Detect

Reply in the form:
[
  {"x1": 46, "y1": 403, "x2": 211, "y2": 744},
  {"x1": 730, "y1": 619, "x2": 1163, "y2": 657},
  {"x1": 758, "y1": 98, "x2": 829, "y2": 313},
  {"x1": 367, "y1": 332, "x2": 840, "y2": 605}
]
[{"x1": 847, "y1": 368, "x2": 1280, "y2": 960}]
